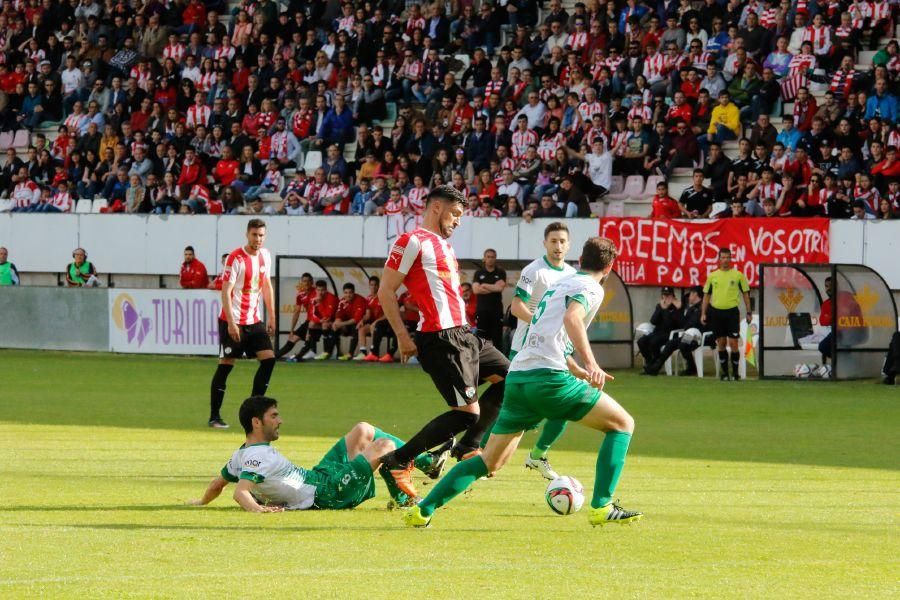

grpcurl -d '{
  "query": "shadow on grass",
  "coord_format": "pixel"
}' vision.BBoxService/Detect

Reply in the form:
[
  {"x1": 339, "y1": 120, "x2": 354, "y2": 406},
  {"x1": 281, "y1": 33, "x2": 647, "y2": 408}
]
[
  {"x1": 3, "y1": 350, "x2": 899, "y2": 471},
  {"x1": 11, "y1": 522, "x2": 503, "y2": 534}
]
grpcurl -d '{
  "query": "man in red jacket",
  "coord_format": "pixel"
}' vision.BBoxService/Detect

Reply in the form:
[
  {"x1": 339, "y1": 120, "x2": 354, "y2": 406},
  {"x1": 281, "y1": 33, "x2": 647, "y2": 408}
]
[
  {"x1": 649, "y1": 181, "x2": 683, "y2": 218},
  {"x1": 180, "y1": 246, "x2": 209, "y2": 289},
  {"x1": 818, "y1": 276, "x2": 864, "y2": 371},
  {"x1": 177, "y1": 148, "x2": 208, "y2": 195}
]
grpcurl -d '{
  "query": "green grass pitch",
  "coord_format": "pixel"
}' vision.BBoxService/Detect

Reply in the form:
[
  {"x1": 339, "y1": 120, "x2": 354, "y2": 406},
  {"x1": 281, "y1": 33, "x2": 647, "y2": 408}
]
[{"x1": 1, "y1": 349, "x2": 897, "y2": 598}]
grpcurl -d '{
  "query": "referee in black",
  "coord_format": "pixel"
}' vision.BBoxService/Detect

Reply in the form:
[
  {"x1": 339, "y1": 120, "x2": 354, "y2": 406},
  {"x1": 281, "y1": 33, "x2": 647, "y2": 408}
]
[
  {"x1": 472, "y1": 248, "x2": 507, "y2": 350},
  {"x1": 701, "y1": 248, "x2": 752, "y2": 381}
]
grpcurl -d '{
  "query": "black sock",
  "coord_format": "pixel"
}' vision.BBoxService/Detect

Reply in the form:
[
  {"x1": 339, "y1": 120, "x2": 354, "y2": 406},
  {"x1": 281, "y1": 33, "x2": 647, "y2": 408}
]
[
  {"x1": 730, "y1": 352, "x2": 739, "y2": 377},
  {"x1": 388, "y1": 409, "x2": 479, "y2": 465},
  {"x1": 371, "y1": 327, "x2": 384, "y2": 355},
  {"x1": 298, "y1": 330, "x2": 321, "y2": 356},
  {"x1": 348, "y1": 335, "x2": 358, "y2": 356},
  {"x1": 718, "y1": 350, "x2": 728, "y2": 374},
  {"x1": 276, "y1": 340, "x2": 295, "y2": 358},
  {"x1": 323, "y1": 330, "x2": 336, "y2": 355},
  {"x1": 210, "y1": 363, "x2": 234, "y2": 421},
  {"x1": 252, "y1": 358, "x2": 276, "y2": 396},
  {"x1": 457, "y1": 381, "x2": 504, "y2": 451}
]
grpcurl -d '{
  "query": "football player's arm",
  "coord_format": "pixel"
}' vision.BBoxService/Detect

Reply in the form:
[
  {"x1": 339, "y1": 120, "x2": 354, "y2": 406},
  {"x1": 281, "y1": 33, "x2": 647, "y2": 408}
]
[
  {"x1": 565, "y1": 354, "x2": 590, "y2": 381},
  {"x1": 187, "y1": 475, "x2": 229, "y2": 506},
  {"x1": 221, "y1": 258, "x2": 240, "y2": 340},
  {"x1": 262, "y1": 268, "x2": 275, "y2": 336},
  {"x1": 379, "y1": 268, "x2": 417, "y2": 360},
  {"x1": 742, "y1": 277, "x2": 752, "y2": 321},
  {"x1": 233, "y1": 479, "x2": 283, "y2": 513},
  {"x1": 510, "y1": 296, "x2": 532, "y2": 322},
  {"x1": 289, "y1": 301, "x2": 302, "y2": 331},
  {"x1": 564, "y1": 298, "x2": 613, "y2": 389}
]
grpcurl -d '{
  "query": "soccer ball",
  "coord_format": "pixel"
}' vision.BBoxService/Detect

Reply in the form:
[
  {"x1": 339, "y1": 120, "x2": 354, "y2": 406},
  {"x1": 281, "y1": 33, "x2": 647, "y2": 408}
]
[
  {"x1": 794, "y1": 363, "x2": 816, "y2": 378},
  {"x1": 545, "y1": 476, "x2": 585, "y2": 515}
]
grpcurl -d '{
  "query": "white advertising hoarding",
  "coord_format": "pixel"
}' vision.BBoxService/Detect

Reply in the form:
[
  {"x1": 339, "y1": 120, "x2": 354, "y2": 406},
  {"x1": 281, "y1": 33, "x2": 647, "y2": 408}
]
[{"x1": 108, "y1": 289, "x2": 221, "y2": 355}]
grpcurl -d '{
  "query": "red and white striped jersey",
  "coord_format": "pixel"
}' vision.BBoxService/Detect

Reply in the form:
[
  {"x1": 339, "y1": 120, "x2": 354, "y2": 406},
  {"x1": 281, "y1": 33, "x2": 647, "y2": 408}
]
[
  {"x1": 888, "y1": 129, "x2": 900, "y2": 149},
  {"x1": 853, "y1": 186, "x2": 880, "y2": 213},
  {"x1": 688, "y1": 51, "x2": 712, "y2": 70},
  {"x1": 163, "y1": 43, "x2": 185, "y2": 63},
  {"x1": 610, "y1": 130, "x2": 629, "y2": 156},
  {"x1": 337, "y1": 15, "x2": 355, "y2": 33},
  {"x1": 51, "y1": 191, "x2": 72, "y2": 212},
  {"x1": 759, "y1": 8, "x2": 778, "y2": 28},
  {"x1": 643, "y1": 53, "x2": 666, "y2": 80},
  {"x1": 537, "y1": 132, "x2": 565, "y2": 161},
  {"x1": 64, "y1": 113, "x2": 87, "y2": 133},
  {"x1": 586, "y1": 127, "x2": 608, "y2": 149},
  {"x1": 511, "y1": 129, "x2": 539, "y2": 158},
  {"x1": 604, "y1": 55, "x2": 624, "y2": 73},
  {"x1": 219, "y1": 246, "x2": 272, "y2": 325},
  {"x1": 401, "y1": 59, "x2": 423, "y2": 80},
  {"x1": 802, "y1": 26, "x2": 831, "y2": 55},
  {"x1": 829, "y1": 69, "x2": 856, "y2": 97},
  {"x1": 214, "y1": 45, "x2": 235, "y2": 62},
  {"x1": 870, "y1": 0, "x2": 890, "y2": 20},
  {"x1": 385, "y1": 228, "x2": 467, "y2": 332},
  {"x1": 186, "y1": 104, "x2": 211, "y2": 129},
  {"x1": 130, "y1": 67, "x2": 152, "y2": 91},
  {"x1": 756, "y1": 181, "x2": 783, "y2": 202},
  {"x1": 627, "y1": 105, "x2": 652, "y2": 122},
  {"x1": 501, "y1": 156, "x2": 517, "y2": 171},
  {"x1": 197, "y1": 71, "x2": 217, "y2": 92},
  {"x1": 566, "y1": 31, "x2": 588, "y2": 51},
  {"x1": 484, "y1": 79, "x2": 505, "y2": 100},
  {"x1": 834, "y1": 25, "x2": 855, "y2": 41},
  {"x1": 407, "y1": 186, "x2": 429, "y2": 214},
  {"x1": 405, "y1": 16, "x2": 426, "y2": 36},
  {"x1": 383, "y1": 196, "x2": 407, "y2": 215},
  {"x1": 12, "y1": 180, "x2": 40, "y2": 208},
  {"x1": 578, "y1": 101, "x2": 604, "y2": 123},
  {"x1": 270, "y1": 131, "x2": 291, "y2": 159},
  {"x1": 780, "y1": 71, "x2": 808, "y2": 101}
]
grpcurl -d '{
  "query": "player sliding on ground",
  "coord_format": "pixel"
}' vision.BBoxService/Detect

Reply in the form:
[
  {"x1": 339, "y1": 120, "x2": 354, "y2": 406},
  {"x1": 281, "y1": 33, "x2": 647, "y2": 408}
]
[
  {"x1": 507, "y1": 221, "x2": 576, "y2": 481},
  {"x1": 189, "y1": 396, "x2": 446, "y2": 511},
  {"x1": 376, "y1": 185, "x2": 509, "y2": 500},
  {"x1": 404, "y1": 237, "x2": 643, "y2": 528}
]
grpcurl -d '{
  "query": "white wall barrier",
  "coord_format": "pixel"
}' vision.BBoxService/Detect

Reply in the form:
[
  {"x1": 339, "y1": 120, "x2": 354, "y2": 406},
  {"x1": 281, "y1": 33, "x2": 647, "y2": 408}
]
[{"x1": 2, "y1": 214, "x2": 900, "y2": 288}]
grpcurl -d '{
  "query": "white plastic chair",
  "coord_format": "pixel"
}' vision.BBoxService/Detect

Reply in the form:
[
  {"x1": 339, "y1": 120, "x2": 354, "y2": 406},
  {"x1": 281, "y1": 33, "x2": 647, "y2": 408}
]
[
  {"x1": 607, "y1": 175, "x2": 644, "y2": 201},
  {"x1": 608, "y1": 176, "x2": 625, "y2": 196},
  {"x1": 605, "y1": 200, "x2": 625, "y2": 217},
  {"x1": 303, "y1": 151, "x2": 322, "y2": 172},
  {"x1": 75, "y1": 199, "x2": 92, "y2": 213},
  {"x1": 91, "y1": 199, "x2": 108, "y2": 213},
  {"x1": 643, "y1": 174, "x2": 664, "y2": 197},
  {"x1": 0, "y1": 198, "x2": 13, "y2": 213},
  {"x1": 588, "y1": 201, "x2": 605, "y2": 217}
]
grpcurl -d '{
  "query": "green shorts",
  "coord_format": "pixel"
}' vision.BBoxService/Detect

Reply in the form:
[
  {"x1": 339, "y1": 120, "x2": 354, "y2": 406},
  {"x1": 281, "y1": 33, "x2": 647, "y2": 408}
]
[
  {"x1": 309, "y1": 438, "x2": 376, "y2": 510},
  {"x1": 492, "y1": 368, "x2": 601, "y2": 435}
]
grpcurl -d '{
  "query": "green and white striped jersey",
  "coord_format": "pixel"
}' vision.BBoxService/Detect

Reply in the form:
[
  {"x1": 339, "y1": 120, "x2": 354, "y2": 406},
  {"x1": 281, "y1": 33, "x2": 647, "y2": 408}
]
[
  {"x1": 511, "y1": 272, "x2": 604, "y2": 373},
  {"x1": 510, "y1": 256, "x2": 577, "y2": 355}
]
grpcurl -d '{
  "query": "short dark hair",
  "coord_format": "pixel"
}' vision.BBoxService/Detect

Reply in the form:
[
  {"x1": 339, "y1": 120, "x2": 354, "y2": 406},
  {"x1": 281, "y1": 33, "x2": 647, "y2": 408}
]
[
  {"x1": 426, "y1": 184, "x2": 466, "y2": 206},
  {"x1": 247, "y1": 218, "x2": 266, "y2": 231},
  {"x1": 369, "y1": 275, "x2": 380, "y2": 285},
  {"x1": 301, "y1": 272, "x2": 313, "y2": 280},
  {"x1": 580, "y1": 237, "x2": 617, "y2": 272},
  {"x1": 184, "y1": 245, "x2": 195, "y2": 252},
  {"x1": 315, "y1": 279, "x2": 327, "y2": 288},
  {"x1": 543, "y1": 221, "x2": 569, "y2": 239},
  {"x1": 239, "y1": 396, "x2": 278, "y2": 434},
  {"x1": 719, "y1": 247, "x2": 732, "y2": 256},
  {"x1": 343, "y1": 282, "x2": 355, "y2": 292}
]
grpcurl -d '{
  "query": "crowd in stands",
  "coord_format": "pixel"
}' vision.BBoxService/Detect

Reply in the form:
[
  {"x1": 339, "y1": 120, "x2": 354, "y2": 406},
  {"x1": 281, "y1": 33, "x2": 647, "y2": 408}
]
[{"x1": 0, "y1": 0, "x2": 897, "y2": 219}]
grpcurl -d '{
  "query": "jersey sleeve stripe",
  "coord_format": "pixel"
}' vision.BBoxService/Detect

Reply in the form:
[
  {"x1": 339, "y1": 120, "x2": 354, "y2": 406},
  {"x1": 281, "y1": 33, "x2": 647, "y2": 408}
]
[
  {"x1": 221, "y1": 466, "x2": 239, "y2": 483},
  {"x1": 514, "y1": 287, "x2": 531, "y2": 302},
  {"x1": 565, "y1": 293, "x2": 589, "y2": 310},
  {"x1": 239, "y1": 471, "x2": 265, "y2": 483}
]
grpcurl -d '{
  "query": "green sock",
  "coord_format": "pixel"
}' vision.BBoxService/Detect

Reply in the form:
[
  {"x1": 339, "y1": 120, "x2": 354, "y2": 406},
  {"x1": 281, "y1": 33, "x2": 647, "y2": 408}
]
[
  {"x1": 373, "y1": 427, "x2": 432, "y2": 473},
  {"x1": 531, "y1": 418, "x2": 569, "y2": 459},
  {"x1": 419, "y1": 456, "x2": 489, "y2": 517},
  {"x1": 591, "y1": 431, "x2": 632, "y2": 509}
]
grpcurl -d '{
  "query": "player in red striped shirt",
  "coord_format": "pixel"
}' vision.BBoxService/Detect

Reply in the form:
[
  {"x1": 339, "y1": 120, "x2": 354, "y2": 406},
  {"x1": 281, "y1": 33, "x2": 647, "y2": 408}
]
[
  {"x1": 377, "y1": 185, "x2": 510, "y2": 499},
  {"x1": 209, "y1": 219, "x2": 276, "y2": 429}
]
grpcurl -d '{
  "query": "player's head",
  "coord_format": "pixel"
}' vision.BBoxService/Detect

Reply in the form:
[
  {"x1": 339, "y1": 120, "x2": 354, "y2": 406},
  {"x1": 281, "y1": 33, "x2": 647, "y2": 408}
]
[
  {"x1": 0, "y1": 247, "x2": 7, "y2": 262},
  {"x1": 718, "y1": 247, "x2": 732, "y2": 269},
  {"x1": 315, "y1": 280, "x2": 328, "y2": 297},
  {"x1": 299, "y1": 272, "x2": 313, "y2": 290},
  {"x1": 342, "y1": 282, "x2": 355, "y2": 299},
  {"x1": 246, "y1": 218, "x2": 266, "y2": 251},
  {"x1": 424, "y1": 184, "x2": 465, "y2": 239},
  {"x1": 483, "y1": 248, "x2": 497, "y2": 268},
  {"x1": 239, "y1": 396, "x2": 280, "y2": 440},
  {"x1": 183, "y1": 245, "x2": 195, "y2": 262},
  {"x1": 579, "y1": 237, "x2": 617, "y2": 278},
  {"x1": 543, "y1": 222, "x2": 570, "y2": 263},
  {"x1": 824, "y1": 276, "x2": 833, "y2": 297},
  {"x1": 460, "y1": 282, "x2": 472, "y2": 299},
  {"x1": 688, "y1": 285, "x2": 703, "y2": 304},
  {"x1": 368, "y1": 275, "x2": 380, "y2": 294},
  {"x1": 220, "y1": 253, "x2": 228, "y2": 265}
]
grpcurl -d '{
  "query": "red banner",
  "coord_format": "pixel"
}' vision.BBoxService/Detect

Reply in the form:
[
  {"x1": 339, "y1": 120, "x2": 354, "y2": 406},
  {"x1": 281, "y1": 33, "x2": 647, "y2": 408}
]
[{"x1": 598, "y1": 217, "x2": 830, "y2": 287}]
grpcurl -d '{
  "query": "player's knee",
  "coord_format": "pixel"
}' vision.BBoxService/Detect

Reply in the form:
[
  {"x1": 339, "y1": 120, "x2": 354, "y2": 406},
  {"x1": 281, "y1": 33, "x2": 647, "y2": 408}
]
[
  {"x1": 613, "y1": 411, "x2": 635, "y2": 434},
  {"x1": 353, "y1": 422, "x2": 375, "y2": 439},
  {"x1": 371, "y1": 437, "x2": 395, "y2": 453}
]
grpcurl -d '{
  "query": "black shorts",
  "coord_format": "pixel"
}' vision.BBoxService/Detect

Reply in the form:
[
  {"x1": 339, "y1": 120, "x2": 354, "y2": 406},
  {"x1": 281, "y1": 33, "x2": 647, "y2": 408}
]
[
  {"x1": 708, "y1": 307, "x2": 740, "y2": 339},
  {"x1": 219, "y1": 319, "x2": 273, "y2": 359},
  {"x1": 291, "y1": 320, "x2": 309, "y2": 339},
  {"x1": 415, "y1": 326, "x2": 510, "y2": 407}
]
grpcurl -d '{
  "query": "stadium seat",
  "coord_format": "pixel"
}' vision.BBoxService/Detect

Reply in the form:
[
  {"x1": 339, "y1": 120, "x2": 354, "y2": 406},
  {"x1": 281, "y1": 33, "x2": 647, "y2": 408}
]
[
  {"x1": 643, "y1": 175, "x2": 664, "y2": 197},
  {"x1": 606, "y1": 175, "x2": 643, "y2": 201},
  {"x1": 304, "y1": 151, "x2": 322, "y2": 172},
  {"x1": 588, "y1": 201, "x2": 605, "y2": 217},
  {"x1": 91, "y1": 199, "x2": 108, "y2": 213},
  {"x1": 0, "y1": 198, "x2": 13, "y2": 213},
  {"x1": 13, "y1": 129, "x2": 29, "y2": 148},
  {"x1": 605, "y1": 200, "x2": 625, "y2": 217},
  {"x1": 75, "y1": 199, "x2": 92, "y2": 213},
  {"x1": 607, "y1": 175, "x2": 625, "y2": 196},
  {"x1": 668, "y1": 181, "x2": 690, "y2": 201},
  {"x1": 385, "y1": 102, "x2": 398, "y2": 124},
  {"x1": 0, "y1": 131, "x2": 12, "y2": 149}
]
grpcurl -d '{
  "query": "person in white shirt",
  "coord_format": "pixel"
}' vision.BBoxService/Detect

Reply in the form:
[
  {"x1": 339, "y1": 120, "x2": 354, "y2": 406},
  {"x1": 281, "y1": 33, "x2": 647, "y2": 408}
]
[
  {"x1": 404, "y1": 237, "x2": 643, "y2": 528},
  {"x1": 497, "y1": 168, "x2": 523, "y2": 204},
  {"x1": 566, "y1": 139, "x2": 613, "y2": 198},
  {"x1": 515, "y1": 92, "x2": 548, "y2": 131},
  {"x1": 189, "y1": 396, "x2": 447, "y2": 511}
]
